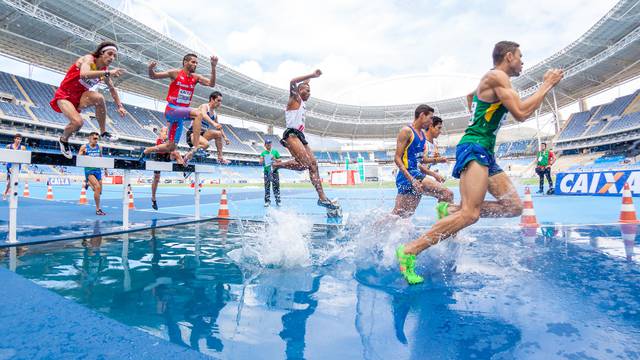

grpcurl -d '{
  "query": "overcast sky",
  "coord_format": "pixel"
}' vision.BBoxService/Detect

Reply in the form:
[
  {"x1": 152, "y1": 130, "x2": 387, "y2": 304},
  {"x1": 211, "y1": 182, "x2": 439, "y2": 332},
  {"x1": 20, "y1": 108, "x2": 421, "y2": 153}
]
[
  {"x1": 104, "y1": 0, "x2": 618, "y2": 105},
  {"x1": 2, "y1": 0, "x2": 637, "y2": 145}
]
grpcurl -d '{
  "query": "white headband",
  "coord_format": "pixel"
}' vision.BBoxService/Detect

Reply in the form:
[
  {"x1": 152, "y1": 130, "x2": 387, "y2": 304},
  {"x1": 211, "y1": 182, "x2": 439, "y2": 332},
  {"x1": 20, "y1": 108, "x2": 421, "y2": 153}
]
[{"x1": 101, "y1": 45, "x2": 118, "y2": 54}]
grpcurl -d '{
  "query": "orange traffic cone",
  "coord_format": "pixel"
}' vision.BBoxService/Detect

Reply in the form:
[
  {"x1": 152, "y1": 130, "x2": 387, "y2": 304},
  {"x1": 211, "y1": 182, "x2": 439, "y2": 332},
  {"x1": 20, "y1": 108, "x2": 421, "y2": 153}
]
[
  {"x1": 217, "y1": 189, "x2": 230, "y2": 218},
  {"x1": 79, "y1": 182, "x2": 88, "y2": 205},
  {"x1": 128, "y1": 185, "x2": 135, "y2": 210},
  {"x1": 46, "y1": 183, "x2": 54, "y2": 200},
  {"x1": 520, "y1": 187, "x2": 539, "y2": 228},
  {"x1": 22, "y1": 183, "x2": 30, "y2": 197},
  {"x1": 619, "y1": 183, "x2": 640, "y2": 224}
]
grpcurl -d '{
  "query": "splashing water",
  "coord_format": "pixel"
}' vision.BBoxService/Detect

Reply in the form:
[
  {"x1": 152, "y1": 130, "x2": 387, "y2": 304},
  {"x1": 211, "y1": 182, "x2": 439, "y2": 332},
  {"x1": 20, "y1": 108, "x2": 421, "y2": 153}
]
[{"x1": 228, "y1": 208, "x2": 314, "y2": 268}]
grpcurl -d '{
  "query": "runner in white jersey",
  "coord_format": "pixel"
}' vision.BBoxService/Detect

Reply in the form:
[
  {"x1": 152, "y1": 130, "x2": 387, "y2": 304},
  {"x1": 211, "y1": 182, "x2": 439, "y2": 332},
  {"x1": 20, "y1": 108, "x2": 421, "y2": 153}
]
[{"x1": 273, "y1": 70, "x2": 339, "y2": 210}]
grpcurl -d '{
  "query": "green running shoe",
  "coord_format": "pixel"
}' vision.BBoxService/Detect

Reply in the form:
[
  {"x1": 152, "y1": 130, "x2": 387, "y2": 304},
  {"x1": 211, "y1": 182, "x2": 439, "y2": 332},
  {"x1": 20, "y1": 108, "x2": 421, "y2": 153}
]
[
  {"x1": 436, "y1": 201, "x2": 450, "y2": 220},
  {"x1": 396, "y1": 245, "x2": 424, "y2": 285}
]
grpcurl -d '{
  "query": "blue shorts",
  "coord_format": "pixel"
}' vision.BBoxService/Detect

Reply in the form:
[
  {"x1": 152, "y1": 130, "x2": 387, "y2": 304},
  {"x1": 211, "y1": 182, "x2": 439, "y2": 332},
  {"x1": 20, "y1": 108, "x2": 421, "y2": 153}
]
[
  {"x1": 452, "y1": 142, "x2": 503, "y2": 179},
  {"x1": 396, "y1": 169, "x2": 426, "y2": 195},
  {"x1": 85, "y1": 169, "x2": 102, "y2": 182},
  {"x1": 165, "y1": 104, "x2": 192, "y2": 143}
]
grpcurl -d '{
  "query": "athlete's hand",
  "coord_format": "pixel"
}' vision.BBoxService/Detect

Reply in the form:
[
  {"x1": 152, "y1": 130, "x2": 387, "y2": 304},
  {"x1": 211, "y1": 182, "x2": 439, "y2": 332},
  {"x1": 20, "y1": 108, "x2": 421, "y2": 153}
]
[
  {"x1": 436, "y1": 156, "x2": 447, "y2": 163},
  {"x1": 148, "y1": 61, "x2": 157, "y2": 70},
  {"x1": 434, "y1": 173, "x2": 445, "y2": 183},
  {"x1": 117, "y1": 105, "x2": 127, "y2": 117},
  {"x1": 543, "y1": 68, "x2": 563, "y2": 87},
  {"x1": 214, "y1": 123, "x2": 223, "y2": 130},
  {"x1": 110, "y1": 68, "x2": 126, "y2": 78},
  {"x1": 210, "y1": 55, "x2": 219, "y2": 67},
  {"x1": 224, "y1": 137, "x2": 231, "y2": 145},
  {"x1": 313, "y1": 69, "x2": 322, "y2": 78}
]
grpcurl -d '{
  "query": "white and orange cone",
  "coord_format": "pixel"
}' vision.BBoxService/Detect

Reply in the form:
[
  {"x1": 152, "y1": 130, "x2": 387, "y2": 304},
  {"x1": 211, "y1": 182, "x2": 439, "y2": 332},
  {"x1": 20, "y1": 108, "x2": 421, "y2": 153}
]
[
  {"x1": 520, "y1": 187, "x2": 539, "y2": 228},
  {"x1": 619, "y1": 183, "x2": 640, "y2": 224},
  {"x1": 46, "y1": 183, "x2": 54, "y2": 200},
  {"x1": 22, "y1": 183, "x2": 30, "y2": 197},
  {"x1": 217, "y1": 189, "x2": 230, "y2": 218},
  {"x1": 128, "y1": 185, "x2": 135, "y2": 210},
  {"x1": 79, "y1": 181, "x2": 88, "y2": 205}
]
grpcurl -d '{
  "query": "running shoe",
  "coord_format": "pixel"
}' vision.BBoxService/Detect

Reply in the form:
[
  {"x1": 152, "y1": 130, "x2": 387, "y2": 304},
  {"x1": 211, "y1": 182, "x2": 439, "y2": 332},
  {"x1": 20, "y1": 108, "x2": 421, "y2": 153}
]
[
  {"x1": 264, "y1": 201, "x2": 270, "y2": 207},
  {"x1": 436, "y1": 201, "x2": 450, "y2": 220},
  {"x1": 101, "y1": 131, "x2": 119, "y2": 142},
  {"x1": 152, "y1": 200, "x2": 158, "y2": 210},
  {"x1": 317, "y1": 199, "x2": 339, "y2": 210},
  {"x1": 96, "y1": 209, "x2": 106, "y2": 216},
  {"x1": 58, "y1": 137, "x2": 72, "y2": 159},
  {"x1": 396, "y1": 245, "x2": 424, "y2": 285}
]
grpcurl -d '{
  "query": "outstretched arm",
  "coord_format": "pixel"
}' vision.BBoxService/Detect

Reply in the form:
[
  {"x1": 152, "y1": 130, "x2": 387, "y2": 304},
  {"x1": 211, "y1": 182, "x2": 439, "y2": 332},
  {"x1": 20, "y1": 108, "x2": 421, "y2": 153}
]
[
  {"x1": 105, "y1": 77, "x2": 127, "y2": 117},
  {"x1": 494, "y1": 69, "x2": 563, "y2": 122},
  {"x1": 148, "y1": 61, "x2": 178, "y2": 80},
  {"x1": 197, "y1": 55, "x2": 218, "y2": 87},
  {"x1": 79, "y1": 55, "x2": 125, "y2": 79},
  {"x1": 290, "y1": 69, "x2": 322, "y2": 94}
]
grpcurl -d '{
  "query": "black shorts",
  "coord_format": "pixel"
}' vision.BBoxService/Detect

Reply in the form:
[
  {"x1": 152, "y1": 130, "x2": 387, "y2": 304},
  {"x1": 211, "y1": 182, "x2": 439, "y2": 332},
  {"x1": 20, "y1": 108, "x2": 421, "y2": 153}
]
[
  {"x1": 186, "y1": 129, "x2": 206, "y2": 147},
  {"x1": 281, "y1": 128, "x2": 308, "y2": 147}
]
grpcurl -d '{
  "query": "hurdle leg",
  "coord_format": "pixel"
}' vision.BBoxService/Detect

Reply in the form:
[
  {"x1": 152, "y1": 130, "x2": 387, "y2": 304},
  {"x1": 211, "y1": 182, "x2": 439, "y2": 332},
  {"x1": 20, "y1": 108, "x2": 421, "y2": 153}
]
[
  {"x1": 8, "y1": 165, "x2": 18, "y2": 244},
  {"x1": 122, "y1": 170, "x2": 130, "y2": 230},
  {"x1": 194, "y1": 172, "x2": 201, "y2": 220}
]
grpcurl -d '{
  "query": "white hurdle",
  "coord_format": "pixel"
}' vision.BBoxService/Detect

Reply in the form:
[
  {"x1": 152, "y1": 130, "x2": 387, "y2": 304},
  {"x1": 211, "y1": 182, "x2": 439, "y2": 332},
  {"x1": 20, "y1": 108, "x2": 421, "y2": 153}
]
[{"x1": 0, "y1": 149, "x2": 217, "y2": 242}]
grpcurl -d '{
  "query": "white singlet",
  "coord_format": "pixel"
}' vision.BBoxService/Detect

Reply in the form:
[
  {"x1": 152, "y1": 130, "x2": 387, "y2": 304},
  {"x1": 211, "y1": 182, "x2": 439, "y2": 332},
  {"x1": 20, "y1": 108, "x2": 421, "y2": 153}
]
[{"x1": 285, "y1": 99, "x2": 306, "y2": 132}]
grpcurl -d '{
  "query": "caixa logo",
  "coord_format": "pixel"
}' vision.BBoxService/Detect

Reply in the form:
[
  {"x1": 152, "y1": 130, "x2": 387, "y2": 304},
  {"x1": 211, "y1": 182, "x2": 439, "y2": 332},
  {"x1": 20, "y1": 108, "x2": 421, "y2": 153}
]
[{"x1": 556, "y1": 170, "x2": 640, "y2": 196}]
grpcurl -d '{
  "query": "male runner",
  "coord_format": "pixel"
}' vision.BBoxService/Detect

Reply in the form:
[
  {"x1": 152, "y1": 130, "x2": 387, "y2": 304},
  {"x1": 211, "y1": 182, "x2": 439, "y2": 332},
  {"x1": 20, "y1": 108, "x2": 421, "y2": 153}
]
[
  {"x1": 52, "y1": 41, "x2": 126, "y2": 159},
  {"x1": 3, "y1": 133, "x2": 27, "y2": 200},
  {"x1": 391, "y1": 113, "x2": 454, "y2": 218},
  {"x1": 396, "y1": 41, "x2": 564, "y2": 284},
  {"x1": 150, "y1": 127, "x2": 184, "y2": 210},
  {"x1": 273, "y1": 70, "x2": 339, "y2": 210},
  {"x1": 260, "y1": 139, "x2": 281, "y2": 207},
  {"x1": 140, "y1": 53, "x2": 218, "y2": 161},
  {"x1": 185, "y1": 91, "x2": 230, "y2": 164},
  {"x1": 78, "y1": 132, "x2": 108, "y2": 215},
  {"x1": 535, "y1": 142, "x2": 556, "y2": 194}
]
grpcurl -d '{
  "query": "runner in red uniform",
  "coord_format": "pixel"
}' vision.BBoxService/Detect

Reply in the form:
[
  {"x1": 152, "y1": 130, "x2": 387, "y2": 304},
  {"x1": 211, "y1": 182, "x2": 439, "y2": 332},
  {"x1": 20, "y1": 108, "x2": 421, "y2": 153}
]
[
  {"x1": 139, "y1": 53, "x2": 218, "y2": 162},
  {"x1": 51, "y1": 41, "x2": 127, "y2": 159}
]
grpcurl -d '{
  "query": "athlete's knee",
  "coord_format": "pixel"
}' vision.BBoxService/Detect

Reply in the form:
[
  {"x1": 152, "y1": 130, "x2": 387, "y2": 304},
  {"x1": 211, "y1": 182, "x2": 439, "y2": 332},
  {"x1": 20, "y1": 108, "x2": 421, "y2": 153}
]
[
  {"x1": 90, "y1": 92, "x2": 106, "y2": 106},
  {"x1": 440, "y1": 189, "x2": 454, "y2": 203},
  {"x1": 69, "y1": 114, "x2": 83, "y2": 128},
  {"x1": 506, "y1": 198, "x2": 524, "y2": 217},
  {"x1": 459, "y1": 208, "x2": 481, "y2": 226}
]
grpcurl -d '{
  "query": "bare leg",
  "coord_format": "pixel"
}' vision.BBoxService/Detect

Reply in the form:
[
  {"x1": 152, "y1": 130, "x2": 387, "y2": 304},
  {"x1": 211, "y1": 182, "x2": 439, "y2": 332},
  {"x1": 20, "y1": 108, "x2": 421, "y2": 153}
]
[
  {"x1": 58, "y1": 99, "x2": 84, "y2": 141},
  {"x1": 151, "y1": 172, "x2": 160, "y2": 202},
  {"x1": 420, "y1": 177, "x2": 454, "y2": 203},
  {"x1": 87, "y1": 175, "x2": 102, "y2": 211},
  {"x1": 144, "y1": 142, "x2": 177, "y2": 155},
  {"x1": 391, "y1": 193, "x2": 421, "y2": 218},
  {"x1": 78, "y1": 91, "x2": 108, "y2": 134},
  {"x1": 404, "y1": 161, "x2": 489, "y2": 255},
  {"x1": 276, "y1": 135, "x2": 329, "y2": 201}
]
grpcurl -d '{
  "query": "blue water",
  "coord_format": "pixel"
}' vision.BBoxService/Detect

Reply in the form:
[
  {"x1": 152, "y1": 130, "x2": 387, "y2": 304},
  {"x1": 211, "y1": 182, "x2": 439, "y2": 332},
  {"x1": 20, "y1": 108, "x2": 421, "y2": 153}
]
[{"x1": 1, "y1": 210, "x2": 639, "y2": 359}]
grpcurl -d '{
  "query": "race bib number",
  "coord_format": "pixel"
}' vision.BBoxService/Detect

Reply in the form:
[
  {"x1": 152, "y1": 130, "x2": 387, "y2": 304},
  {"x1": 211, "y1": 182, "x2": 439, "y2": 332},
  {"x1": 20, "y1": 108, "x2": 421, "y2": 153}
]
[
  {"x1": 177, "y1": 89, "x2": 192, "y2": 104},
  {"x1": 468, "y1": 101, "x2": 477, "y2": 125}
]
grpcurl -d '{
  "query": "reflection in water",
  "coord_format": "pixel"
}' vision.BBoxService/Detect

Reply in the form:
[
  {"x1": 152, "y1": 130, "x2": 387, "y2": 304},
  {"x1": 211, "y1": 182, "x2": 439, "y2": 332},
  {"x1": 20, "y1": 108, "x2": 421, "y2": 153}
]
[
  {"x1": 1, "y1": 221, "x2": 639, "y2": 359},
  {"x1": 278, "y1": 275, "x2": 322, "y2": 360}
]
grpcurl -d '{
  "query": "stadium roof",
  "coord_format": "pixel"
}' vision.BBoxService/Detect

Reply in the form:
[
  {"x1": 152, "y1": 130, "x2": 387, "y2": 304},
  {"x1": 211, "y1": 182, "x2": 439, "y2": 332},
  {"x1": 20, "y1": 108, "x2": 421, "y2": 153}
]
[{"x1": 0, "y1": 0, "x2": 639, "y2": 138}]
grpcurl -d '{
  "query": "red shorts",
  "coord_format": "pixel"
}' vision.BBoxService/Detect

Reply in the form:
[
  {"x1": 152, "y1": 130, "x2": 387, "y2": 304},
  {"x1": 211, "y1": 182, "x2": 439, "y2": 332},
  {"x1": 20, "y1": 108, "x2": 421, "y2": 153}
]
[{"x1": 50, "y1": 88, "x2": 84, "y2": 113}]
